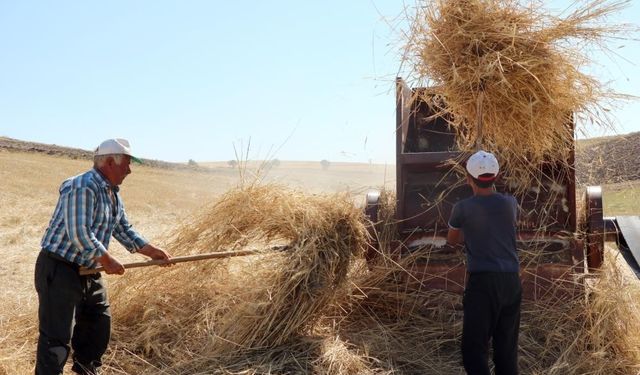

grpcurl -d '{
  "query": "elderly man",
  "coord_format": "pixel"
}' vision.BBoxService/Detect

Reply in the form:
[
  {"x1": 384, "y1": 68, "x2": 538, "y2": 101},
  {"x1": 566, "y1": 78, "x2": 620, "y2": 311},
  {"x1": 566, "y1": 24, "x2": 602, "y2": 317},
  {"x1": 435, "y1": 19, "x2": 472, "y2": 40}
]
[{"x1": 35, "y1": 138, "x2": 171, "y2": 375}]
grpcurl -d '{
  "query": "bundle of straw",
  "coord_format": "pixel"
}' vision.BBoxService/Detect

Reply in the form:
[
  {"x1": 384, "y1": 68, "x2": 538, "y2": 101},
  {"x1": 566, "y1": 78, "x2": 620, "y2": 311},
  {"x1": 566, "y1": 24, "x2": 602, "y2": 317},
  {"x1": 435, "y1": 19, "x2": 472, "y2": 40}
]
[
  {"x1": 206, "y1": 185, "x2": 367, "y2": 354},
  {"x1": 404, "y1": 0, "x2": 629, "y2": 189},
  {"x1": 106, "y1": 183, "x2": 368, "y2": 373}
]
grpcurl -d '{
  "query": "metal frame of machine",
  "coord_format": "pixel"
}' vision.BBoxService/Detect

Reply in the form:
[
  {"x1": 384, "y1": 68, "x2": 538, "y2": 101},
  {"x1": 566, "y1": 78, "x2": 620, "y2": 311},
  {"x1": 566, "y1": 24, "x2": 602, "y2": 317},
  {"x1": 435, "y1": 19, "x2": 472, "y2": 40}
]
[{"x1": 365, "y1": 78, "x2": 639, "y2": 299}]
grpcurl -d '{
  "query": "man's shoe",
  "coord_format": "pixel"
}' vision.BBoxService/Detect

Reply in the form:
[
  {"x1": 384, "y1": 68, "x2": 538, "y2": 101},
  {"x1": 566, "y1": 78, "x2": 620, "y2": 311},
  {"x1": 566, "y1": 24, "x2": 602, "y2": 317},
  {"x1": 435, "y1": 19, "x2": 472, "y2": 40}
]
[{"x1": 71, "y1": 361, "x2": 100, "y2": 375}]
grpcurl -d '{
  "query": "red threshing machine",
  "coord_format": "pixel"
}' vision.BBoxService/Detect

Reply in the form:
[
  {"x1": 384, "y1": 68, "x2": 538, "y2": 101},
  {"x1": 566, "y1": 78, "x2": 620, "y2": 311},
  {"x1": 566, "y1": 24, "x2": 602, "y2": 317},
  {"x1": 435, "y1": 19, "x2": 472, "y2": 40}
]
[{"x1": 365, "y1": 78, "x2": 640, "y2": 300}]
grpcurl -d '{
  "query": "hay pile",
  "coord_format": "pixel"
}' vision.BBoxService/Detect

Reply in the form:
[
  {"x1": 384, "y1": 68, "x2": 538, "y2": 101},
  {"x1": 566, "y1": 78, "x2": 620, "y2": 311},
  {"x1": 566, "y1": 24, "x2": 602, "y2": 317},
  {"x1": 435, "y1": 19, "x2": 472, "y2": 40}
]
[
  {"x1": 103, "y1": 183, "x2": 368, "y2": 374},
  {"x1": 0, "y1": 302, "x2": 36, "y2": 375},
  {"x1": 100, "y1": 185, "x2": 640, "y2": 374},
  {"x1": 403, "y1": 0, "x2": 631, "y2": 189}
]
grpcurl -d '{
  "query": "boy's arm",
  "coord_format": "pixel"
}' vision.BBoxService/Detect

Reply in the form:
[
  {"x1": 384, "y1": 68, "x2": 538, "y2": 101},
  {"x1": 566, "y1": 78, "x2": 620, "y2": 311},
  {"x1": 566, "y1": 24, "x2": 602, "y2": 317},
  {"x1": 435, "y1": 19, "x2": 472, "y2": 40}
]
[
  {"x1": 447, "y1": 227, "x2": 464, "y2": 245},
  {"x1": 447, "y1": 202, "x2": 464, "y2": 245}
]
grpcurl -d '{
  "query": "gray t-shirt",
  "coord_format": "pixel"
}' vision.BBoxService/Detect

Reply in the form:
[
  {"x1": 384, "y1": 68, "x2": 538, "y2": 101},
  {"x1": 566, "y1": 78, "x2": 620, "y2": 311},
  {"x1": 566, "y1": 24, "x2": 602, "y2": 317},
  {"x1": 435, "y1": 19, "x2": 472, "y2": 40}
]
[{"x1": 448, "y1": 193, "x2": 519, "y2": 273}]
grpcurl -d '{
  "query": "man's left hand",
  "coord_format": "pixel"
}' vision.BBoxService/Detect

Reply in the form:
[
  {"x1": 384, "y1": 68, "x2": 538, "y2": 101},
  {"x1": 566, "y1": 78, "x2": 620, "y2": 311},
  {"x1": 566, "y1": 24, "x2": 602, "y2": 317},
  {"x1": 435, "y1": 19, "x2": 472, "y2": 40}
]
[{"x1": 138, "y1": 244, "x2": 173, "y2": 267}]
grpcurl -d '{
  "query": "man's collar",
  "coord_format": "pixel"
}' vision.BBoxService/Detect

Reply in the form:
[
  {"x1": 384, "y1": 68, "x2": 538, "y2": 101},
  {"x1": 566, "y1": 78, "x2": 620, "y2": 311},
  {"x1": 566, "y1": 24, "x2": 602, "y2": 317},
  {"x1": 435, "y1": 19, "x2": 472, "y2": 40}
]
[{"x1": 92, "y1": 168, "x2": 120, "y2": 192}]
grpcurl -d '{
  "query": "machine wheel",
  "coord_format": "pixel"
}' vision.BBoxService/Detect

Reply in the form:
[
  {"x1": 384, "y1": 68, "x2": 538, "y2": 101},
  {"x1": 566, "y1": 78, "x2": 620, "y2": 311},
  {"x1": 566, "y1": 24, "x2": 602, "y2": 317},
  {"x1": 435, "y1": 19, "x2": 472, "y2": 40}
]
[
  {"x1": 364, "y1": 190, "x2": 381, "y2": 265},
  {"x1": 585, "y1": 186, "x2": 605, "y2": 270},
  {"x1": 365, "y1": 190, "x2": 381, "y2": 224}
]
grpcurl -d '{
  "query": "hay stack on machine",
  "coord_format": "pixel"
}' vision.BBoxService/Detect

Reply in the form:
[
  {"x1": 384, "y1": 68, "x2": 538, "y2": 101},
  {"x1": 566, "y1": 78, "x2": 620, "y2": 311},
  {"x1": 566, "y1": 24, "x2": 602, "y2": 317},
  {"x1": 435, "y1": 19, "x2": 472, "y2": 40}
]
[{"x1": 365, "y1": 0, "x2": 640, "y2": 299}]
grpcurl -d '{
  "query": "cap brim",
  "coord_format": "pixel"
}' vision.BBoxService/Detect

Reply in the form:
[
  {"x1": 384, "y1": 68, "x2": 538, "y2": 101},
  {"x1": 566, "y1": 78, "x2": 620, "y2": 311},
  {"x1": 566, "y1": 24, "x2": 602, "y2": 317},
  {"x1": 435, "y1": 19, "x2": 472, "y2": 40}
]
[
  {"x1": 130, "y1": 156, "x2": 143, "y2": 164},
  {"x1": 476, "y1": 175, "x2": 497, "y2": 182}
]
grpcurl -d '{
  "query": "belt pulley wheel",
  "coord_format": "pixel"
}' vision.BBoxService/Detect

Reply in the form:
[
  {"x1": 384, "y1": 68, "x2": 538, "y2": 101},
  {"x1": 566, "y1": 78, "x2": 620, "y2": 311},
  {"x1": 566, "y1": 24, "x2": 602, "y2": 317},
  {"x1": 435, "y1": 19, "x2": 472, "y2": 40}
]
[{"x1": 585, "y1": 186, "x2": 605, "y2": 270}]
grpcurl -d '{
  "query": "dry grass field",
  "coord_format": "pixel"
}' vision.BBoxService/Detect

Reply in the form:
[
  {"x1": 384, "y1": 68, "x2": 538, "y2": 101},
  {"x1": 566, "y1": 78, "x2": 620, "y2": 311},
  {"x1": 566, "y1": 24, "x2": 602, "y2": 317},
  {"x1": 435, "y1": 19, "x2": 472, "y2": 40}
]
[
  {"x1": 1, "y1": 144, "x2": 639, "y2": 374},
  {"x1": 0, "y1": 149, "x2": 395, "y2": 375}
]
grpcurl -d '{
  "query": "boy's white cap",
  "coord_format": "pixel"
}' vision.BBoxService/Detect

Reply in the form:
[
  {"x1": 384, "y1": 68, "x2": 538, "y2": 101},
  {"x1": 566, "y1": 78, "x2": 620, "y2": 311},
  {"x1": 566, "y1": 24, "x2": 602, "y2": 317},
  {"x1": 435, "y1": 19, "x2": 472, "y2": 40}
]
[
  {"x1": 95, "y1": 138, "x2": 142, "y2": 163},
  {"x1": 466, "y1": 150, "x2": 499, "y2": 180}
]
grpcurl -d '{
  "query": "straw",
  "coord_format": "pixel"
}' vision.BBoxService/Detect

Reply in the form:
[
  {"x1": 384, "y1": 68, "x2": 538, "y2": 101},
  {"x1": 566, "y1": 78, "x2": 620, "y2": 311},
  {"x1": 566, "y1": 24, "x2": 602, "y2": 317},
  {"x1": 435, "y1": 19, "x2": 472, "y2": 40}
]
[{"x1": 403, "y1": 0, "x2": 632, "y2": 192}]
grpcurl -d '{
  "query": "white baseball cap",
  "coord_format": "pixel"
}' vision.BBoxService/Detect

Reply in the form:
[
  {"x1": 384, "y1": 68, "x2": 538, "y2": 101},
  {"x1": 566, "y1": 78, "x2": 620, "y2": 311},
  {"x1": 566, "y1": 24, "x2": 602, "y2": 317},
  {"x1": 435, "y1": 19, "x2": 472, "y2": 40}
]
[
  {"x1": 95, "y1": 138, "x2": 142, "y2": 163},
  {"x1": 466, "y1": 150, "x2": 499, "y2": 181}
]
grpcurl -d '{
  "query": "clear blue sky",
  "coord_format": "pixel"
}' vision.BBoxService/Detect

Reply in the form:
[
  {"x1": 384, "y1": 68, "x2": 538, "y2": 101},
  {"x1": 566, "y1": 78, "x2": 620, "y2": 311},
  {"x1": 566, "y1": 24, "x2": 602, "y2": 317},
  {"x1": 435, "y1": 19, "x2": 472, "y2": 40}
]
[{"x1": 1, "y1": 1, "x2": 638, "y2": 164}]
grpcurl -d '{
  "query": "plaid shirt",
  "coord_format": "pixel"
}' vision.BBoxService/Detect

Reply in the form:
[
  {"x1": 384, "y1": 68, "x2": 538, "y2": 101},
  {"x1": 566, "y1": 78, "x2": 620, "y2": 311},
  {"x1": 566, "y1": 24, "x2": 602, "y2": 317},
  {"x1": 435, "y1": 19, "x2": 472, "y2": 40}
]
[{"x1": 41, "y1": 168, "x2": 148, "y2": 268}]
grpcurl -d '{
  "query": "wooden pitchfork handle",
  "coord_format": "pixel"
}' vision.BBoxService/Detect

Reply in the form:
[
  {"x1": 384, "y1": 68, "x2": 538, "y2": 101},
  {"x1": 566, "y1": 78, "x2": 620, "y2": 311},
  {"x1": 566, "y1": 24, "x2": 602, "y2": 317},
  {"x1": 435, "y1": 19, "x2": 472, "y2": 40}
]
[
  {"x1": 79, "y1": 247, "x2": 287, "y2": 276},
  {"x1": 475, "y1": 91, "x2": 485, "y2": 151}
]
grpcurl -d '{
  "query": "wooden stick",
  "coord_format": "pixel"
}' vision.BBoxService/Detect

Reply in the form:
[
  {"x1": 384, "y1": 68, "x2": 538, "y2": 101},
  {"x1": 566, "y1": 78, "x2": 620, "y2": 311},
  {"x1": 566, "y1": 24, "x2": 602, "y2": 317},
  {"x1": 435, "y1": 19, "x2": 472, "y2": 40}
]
[
  {"x1": 79, "y1": 248, "x2": 279, "y2": 276},
  {"x1": 475, "y1": 91, "x2": 485, "y2": 151}
]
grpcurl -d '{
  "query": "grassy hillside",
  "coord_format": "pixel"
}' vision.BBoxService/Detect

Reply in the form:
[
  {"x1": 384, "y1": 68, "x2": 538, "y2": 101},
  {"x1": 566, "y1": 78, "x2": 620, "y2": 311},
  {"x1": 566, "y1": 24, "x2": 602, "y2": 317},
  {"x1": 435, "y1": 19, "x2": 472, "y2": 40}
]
[
  {"x1": 574, "y1": 132, "x2": 640, "y2": 215},
  {"x1": 575, "y1": 132, "x2": 640, "y2": 185},
  {"x1": 600, "y1": 182, "x2": 640, "y2": 216},
  {"x1": 0, "y1": 151, "x2": 233, "y2": 293}
]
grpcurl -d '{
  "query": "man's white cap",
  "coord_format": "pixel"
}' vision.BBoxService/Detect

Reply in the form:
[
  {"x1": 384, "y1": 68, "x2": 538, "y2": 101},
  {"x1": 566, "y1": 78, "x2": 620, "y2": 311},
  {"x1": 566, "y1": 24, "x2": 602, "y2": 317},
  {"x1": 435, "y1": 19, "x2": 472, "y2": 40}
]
[
  {"x1": 95, "y1": 138, "x2": 142, "y2": 163},
  {"x1": 466, "y1": 150, "x2": 499, "y2": 180}
]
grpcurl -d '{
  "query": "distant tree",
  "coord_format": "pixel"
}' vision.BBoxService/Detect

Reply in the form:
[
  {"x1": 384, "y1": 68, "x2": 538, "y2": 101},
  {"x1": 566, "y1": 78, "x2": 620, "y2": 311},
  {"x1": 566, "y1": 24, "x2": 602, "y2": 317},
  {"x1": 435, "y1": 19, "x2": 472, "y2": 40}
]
[
  {"x1": 320, "y1": 159, "x2": 330, "y2": 171},
  {"x1": 228, "y1": 160, "x2": 238, "y2": 168},
  {"x1": 270, "y1": 159, "x2": 281, "y2": 168},
  {"x1": 188, "y1": 159, "x2": 198, "y2": 167}
]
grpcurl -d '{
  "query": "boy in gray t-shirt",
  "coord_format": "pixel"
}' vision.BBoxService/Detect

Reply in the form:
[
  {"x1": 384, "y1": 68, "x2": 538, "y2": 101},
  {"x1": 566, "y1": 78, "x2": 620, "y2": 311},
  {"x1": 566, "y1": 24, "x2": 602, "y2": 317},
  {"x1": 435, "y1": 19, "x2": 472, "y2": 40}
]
[{"x1": 447, "y1": 150, "x2": 521, "y2": 375}]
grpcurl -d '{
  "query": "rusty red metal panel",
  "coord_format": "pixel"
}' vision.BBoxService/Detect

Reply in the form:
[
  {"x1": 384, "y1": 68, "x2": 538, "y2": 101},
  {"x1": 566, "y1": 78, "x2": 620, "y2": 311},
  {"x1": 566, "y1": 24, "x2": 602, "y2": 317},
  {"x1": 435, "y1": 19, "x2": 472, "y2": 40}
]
[
  {"x1": 371, "y1": 263, "x2": 581, "y2": 301},
  {"x1": 396, "y1": 77, "x2": 413, "y2": 224},
  {"x1": 367, "y1": 235, "x2": 583, "y2": 300}
]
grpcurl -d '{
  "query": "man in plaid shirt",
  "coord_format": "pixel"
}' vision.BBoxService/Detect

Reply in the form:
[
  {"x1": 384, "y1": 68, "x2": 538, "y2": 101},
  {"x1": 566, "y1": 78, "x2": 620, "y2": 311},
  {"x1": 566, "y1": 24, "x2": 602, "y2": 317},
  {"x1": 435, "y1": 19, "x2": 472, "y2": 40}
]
[{"x1": 35, "y1": 138, "x2": 172, "y2": 375}]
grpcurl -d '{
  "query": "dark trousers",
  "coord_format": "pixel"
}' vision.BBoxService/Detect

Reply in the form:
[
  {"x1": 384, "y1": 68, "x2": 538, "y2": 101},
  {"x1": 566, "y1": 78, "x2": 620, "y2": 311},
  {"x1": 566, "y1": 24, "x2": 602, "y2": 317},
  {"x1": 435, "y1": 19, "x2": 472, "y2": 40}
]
[
  {"x1": 462, "y1": 272, "x2": 521, "y2": 375},
  {"x1": 34, "y1": 251, "x2": 111, "y2": 375}
]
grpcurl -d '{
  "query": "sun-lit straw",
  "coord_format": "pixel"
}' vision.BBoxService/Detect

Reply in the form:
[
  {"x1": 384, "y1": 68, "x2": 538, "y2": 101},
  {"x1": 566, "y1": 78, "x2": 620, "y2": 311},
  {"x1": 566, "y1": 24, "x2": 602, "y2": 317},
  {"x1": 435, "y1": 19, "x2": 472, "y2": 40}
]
[
  {"x1": 402, "y1": 0, "x2": 632, "y2": 191},
  {"x1": 102, "y1": 183, "x2": 369, "y2": 373}
]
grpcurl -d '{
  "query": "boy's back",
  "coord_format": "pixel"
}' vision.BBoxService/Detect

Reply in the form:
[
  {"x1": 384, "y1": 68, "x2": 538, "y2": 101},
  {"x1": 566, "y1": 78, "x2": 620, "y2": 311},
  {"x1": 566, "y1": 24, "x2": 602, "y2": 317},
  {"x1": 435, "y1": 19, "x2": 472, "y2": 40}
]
[{"x1": 449, "y1": 193, "x2": 519, "y2": 273}]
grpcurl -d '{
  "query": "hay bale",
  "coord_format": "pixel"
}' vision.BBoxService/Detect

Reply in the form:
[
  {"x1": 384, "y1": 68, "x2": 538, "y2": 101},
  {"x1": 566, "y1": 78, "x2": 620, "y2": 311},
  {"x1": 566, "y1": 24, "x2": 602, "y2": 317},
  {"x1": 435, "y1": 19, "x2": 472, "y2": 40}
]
[{"x1": 404, "y1": 0, "x2": 630, "y2": 189}]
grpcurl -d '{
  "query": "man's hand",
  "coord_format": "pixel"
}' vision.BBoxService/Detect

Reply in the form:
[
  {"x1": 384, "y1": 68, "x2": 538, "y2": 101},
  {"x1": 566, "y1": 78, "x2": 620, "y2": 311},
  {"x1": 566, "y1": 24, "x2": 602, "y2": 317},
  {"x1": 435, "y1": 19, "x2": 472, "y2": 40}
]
[
  {"x1": 138, "y1": 244, "x2": 173, "y2": 267},
  {"x1": 96, "y1": 252, "x2": 125, "y2": 275}
]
